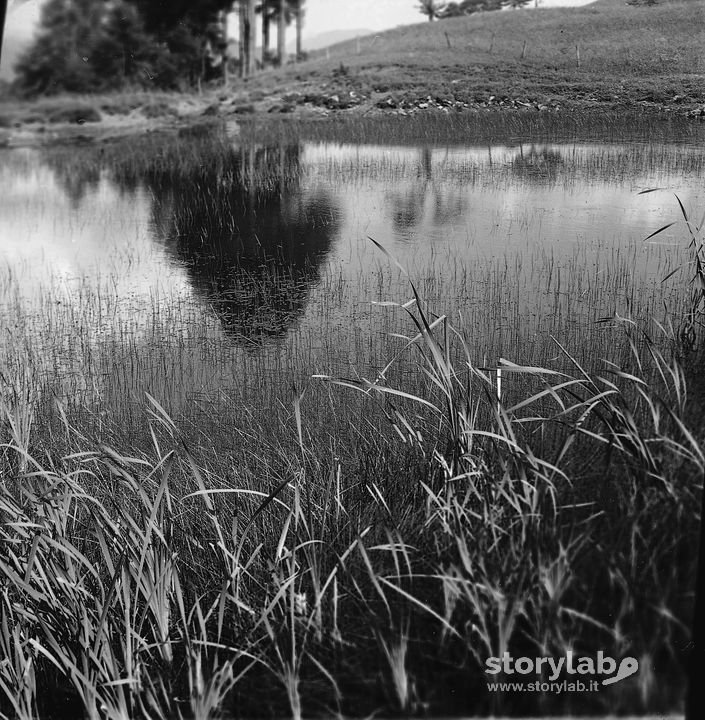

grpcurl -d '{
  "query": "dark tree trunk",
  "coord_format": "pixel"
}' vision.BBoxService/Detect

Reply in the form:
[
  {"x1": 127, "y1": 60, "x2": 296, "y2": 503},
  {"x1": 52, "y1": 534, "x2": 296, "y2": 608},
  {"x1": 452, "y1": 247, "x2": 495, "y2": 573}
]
[
  {"x1": 238, "y1": 1, "x2": 246, "y2": 77},
  {"x1": 295, "y1": 3, "x2": 302, "y2": 59},
  {"x1": 221, "y1": 8, "x2": 229, "y2": 86},
  {"x1": 262, "y1": 6, "x2": 270, "y2": 63},
  {"x1": 0, "y1": 0, "x2": 7, "y2": 68},
  {"x1": 245, "y1": 0, "x2": 256, "y2": 76},
  {"x1": 277, "y1": 0, "x2": 286, "y2": 65}
]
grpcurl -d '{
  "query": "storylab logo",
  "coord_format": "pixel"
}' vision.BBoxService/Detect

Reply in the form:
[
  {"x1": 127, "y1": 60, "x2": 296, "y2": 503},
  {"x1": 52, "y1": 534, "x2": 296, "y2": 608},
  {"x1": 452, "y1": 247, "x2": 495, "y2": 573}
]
[{"x1": 485, "y1": 651, "x2": 639, "y2": 693}]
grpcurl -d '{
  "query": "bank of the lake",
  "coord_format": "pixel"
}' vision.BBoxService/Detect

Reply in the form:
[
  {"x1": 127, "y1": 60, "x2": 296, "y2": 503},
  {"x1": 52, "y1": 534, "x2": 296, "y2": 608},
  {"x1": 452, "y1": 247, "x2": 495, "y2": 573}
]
[{"x1": 0, "y1": 0, "x2": 703, "y2": 148}]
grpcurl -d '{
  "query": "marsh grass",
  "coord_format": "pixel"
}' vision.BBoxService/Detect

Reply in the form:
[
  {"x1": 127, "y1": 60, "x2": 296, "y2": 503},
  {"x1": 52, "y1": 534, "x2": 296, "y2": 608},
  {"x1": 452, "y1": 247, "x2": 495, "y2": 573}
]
[
  {"x1": 1, "y1": 239, "x2": 703, "y2": 718},
  {"x1": 242, "y1": 110, "x2": 705, "y2": 147},
  {"x1": 0, "y1": 131, "x2": 703, "y2": 717}
]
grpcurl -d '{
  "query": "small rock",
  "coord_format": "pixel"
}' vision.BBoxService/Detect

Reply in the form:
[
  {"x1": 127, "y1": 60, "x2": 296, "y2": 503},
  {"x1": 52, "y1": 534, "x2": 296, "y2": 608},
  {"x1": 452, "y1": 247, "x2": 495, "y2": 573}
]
[{"x1": 231, "y1": 104, "x2": 255, "y2": 115}]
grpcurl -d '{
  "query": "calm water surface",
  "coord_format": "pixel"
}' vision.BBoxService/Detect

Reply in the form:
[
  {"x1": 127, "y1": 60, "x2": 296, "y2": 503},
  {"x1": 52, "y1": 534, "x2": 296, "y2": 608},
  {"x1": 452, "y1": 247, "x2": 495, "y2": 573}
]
[{"x1": 0, "y1": 135, "x2": 702, "y2": 413}]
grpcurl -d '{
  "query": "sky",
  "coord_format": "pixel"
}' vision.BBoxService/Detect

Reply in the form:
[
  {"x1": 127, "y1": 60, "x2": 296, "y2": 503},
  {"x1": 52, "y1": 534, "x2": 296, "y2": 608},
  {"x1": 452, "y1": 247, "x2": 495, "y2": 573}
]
[
  {"x1": 303, "y1": 0, "x2": 592, "y2": 36},
  {"x1": 0, "y1": 0, "x2": 596, "y2": 79}
]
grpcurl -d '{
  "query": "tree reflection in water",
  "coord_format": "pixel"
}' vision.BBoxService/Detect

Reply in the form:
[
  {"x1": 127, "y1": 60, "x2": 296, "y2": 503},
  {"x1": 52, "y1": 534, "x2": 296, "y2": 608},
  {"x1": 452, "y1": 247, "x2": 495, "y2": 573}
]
[
  {"x1": 45, "y1": 132, "x2": 341, "y2": 346},
  {"x1": 147, "y1": 143, "x2": 340, "y2": 345},
  {"x1": 385, "y1": 147, "x2": 467, "y2": 237}
]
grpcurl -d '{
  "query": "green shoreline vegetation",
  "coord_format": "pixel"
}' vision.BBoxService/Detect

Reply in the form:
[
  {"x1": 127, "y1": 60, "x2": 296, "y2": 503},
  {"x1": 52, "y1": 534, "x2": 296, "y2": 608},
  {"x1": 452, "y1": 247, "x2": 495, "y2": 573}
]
[{"x1": 1, "y1": 0, "x2": 705, "y2": 717}]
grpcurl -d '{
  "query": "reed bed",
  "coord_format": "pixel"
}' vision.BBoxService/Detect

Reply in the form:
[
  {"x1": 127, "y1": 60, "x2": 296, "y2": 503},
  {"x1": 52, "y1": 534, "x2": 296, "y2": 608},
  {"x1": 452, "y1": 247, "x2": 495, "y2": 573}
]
[
  {"x1": 0, "y1": 274, "x2": 702, "y2": 718},
  {"x1": 241, "y1": 112, "x2": 705, "y2": 149},
  {"x1": 0, "y1": 128, "x2": 703, "y2": 717}
]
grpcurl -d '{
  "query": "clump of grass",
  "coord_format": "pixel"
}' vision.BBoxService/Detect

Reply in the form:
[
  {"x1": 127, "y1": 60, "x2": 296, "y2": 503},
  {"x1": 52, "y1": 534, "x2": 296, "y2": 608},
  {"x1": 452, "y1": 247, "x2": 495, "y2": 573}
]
[
  {"x1": 240, "y1": 110, "x2": 705, "y2": 147},
  {"x1": 643, "y1": 191, "x2": 705, "y2": 352}
]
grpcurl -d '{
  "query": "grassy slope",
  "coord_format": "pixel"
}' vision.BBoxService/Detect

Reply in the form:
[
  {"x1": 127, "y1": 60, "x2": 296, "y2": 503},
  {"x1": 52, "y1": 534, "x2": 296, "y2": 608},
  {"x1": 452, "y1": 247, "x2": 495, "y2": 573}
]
[
  {"x1": 0, "y1": 0, "x2": 702, "y2": 143},
  {"x1": 258, "y1": 0, "x2": 704, "y2": 111}
]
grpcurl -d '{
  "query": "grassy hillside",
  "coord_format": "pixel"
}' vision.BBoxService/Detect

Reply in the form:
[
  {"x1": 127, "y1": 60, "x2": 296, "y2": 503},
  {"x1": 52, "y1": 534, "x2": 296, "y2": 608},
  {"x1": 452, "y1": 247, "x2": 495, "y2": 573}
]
[
  {"x1": 0, "y1": 0, "x2": 702, "y2": 144},
  {"x1": 260, "y1": 0, "x2": 704, "y2": 113}
]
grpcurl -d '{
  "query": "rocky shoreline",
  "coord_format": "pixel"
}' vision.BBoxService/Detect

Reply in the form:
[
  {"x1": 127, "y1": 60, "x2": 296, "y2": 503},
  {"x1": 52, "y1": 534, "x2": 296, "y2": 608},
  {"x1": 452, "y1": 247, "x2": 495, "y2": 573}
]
[{"x1": 0, "y1": 85, "x2": 703, "y2": 149}]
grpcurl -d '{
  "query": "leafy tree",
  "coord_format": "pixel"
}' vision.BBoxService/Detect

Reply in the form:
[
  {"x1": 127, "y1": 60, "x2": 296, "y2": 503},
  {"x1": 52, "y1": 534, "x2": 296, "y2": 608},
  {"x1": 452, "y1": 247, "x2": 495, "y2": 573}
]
[
  {"x1": 418, "y1": 0, "x2": 446, "y2": 21},
  {"x1": 14, "y1": 0, "x2": 234, "y2": 94},
  {"x1": 125, "y1": 0, "x2": 231, "y2": 37},
  {"x1": 124, "y1": 0, "x2": 233, "y2": 82},
  {"x1": 94, "y1": 1, "x2": 176, "y2": 86},
  {"x1": 15, "y1": 0, "x2": 112, "y2": 93},
  {"x1": 439, "y1": 0, "x2": 530, "y2": 16}
]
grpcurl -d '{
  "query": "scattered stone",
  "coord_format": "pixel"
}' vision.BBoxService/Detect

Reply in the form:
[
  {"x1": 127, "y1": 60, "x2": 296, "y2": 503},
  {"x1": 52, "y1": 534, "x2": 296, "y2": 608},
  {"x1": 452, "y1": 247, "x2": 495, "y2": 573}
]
[
  {"x1": 267, "y1": 103, "x2": 295, "y2": 114},
  {"x1": 140, "y1": 101, "x2": 178, "y2": 119},
  {"x1": 46, "y1": 105, "x2": 102, "y2": 124},
  {"x1": 231, "y1": 104, "x2": 256, "y2": 115}
]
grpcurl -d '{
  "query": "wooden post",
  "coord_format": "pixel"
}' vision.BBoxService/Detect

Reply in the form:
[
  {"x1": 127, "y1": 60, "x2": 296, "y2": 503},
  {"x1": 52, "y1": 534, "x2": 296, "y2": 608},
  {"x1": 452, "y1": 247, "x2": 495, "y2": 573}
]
[
  {"x1": 521, "y1": 39, "x2": 527, "y2": 59},
  {"x1": 489, "y1": 32, "x2": 495, "y2": 54},
  {"x1": 444, "y1": 31, "x2": 452, "y2": 49},
  {"x1": 575, "y1": 43, "x2": 581, "y2": 68}
]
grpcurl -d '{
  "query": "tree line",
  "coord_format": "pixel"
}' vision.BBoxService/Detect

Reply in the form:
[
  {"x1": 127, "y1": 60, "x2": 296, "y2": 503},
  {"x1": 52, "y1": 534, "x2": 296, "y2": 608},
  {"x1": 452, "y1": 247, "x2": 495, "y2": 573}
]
[
  {"x1": 14, "y1": 0, "x2": 305, "y2": 95},
  {"x1": 417, "y1": 0, "x2": 532, "y2": 21}
]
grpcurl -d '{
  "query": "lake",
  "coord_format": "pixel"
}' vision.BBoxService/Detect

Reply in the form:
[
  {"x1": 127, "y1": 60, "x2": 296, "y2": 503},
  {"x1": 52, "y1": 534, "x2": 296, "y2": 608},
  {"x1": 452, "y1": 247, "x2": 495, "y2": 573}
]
[
  {"x1": 1, "y1": 122, "x2": 703, "y2": 717},
  {"x1": 0, "y1": 133, "x2": 702, "y2": 427}
]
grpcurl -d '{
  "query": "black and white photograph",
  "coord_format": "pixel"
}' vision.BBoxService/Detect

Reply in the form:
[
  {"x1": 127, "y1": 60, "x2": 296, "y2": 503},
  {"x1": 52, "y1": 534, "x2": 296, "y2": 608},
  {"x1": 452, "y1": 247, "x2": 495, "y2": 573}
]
[{"x1": 0, "y1": 0, "x2": 703, "y2": 717}]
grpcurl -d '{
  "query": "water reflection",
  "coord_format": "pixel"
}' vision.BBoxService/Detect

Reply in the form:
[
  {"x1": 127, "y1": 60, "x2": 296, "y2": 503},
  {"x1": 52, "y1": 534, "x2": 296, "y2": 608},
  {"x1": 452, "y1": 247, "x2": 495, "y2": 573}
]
[
  {"x1": 2, "y1": 133, "x2": 704, "y2": 368},
  {"x1": 385, "y1": 146, "x2": 468, "y2": 237},
  {"x1": 510, "y1": 146, "x2": 564, "y2": 180},
  {"x1": 145, "y1": 145, "x2": 340, "y2": 343},
  {"x1": 41, "y1": 140, "x2": 341, "y2": 345}
]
